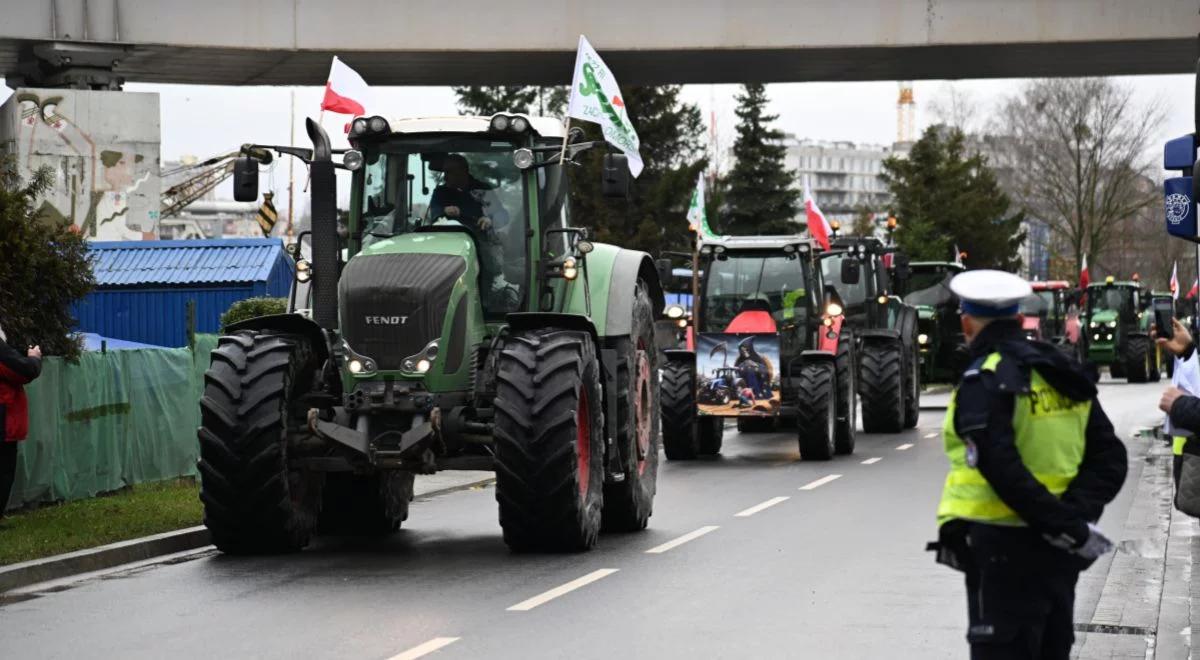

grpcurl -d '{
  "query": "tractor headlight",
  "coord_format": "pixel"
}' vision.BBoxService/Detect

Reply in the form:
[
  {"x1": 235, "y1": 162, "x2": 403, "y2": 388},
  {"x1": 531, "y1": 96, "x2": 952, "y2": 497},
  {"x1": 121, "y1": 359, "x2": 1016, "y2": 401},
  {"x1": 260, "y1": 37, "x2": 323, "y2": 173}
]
[
  {"x1": 295, "y1": 259, "x2": 312, "y2": 283},
  {"x1": 367, "y1": 116, "x2": 389, "y2": 133},
  {"x1": 490, "y1": 114, "x2": 510, "y2": 131},
  {"x1": 342, "y1": 149, "x2": 364, "y2": 171},
  {"x1": 1106, "y1": 333, "x2": 1113, "y2": 340},
  {"x1": 347, "y1": 357, "x2": 375, "y2": 375},
  {"x1": 348, "y1": 359, "x2": 363, "y2": 374},
  {"x1": 918, "y1": 333, "x2": 929, "y2": 345},
  {"x1": 822, "y1": 317, "x2": 833, "y2": 327},
  {"x1": 1089, "y1": 321, "x2": 1098, "y2": 328},
  {"x1": 665, "y1": 304, "x2": 686, "y2": 319},
  {"x1": 677, "y1": 319, "x2": 688, "y2": 328},
  {"x1": 512, "y1": 148, "x2": 535, "y2": 170},
  {"x1": 878, "y1": 295, "x2": 888, "y2": 304},
  {"x1": 510, "y1": 116, "x2": 530, "y2": 133},
  {"x1": 350, "y1": 118, "x2": 368, "y2": 136},
  {"x1": 415, "y1": 359, "x2": 431, "y2": 373},
  {"x1": 563, "y1": 257, "x2": 578, "y2": 280},
  {"x1": 826, "y1": 302, "x2": 843, "y2": 317}
]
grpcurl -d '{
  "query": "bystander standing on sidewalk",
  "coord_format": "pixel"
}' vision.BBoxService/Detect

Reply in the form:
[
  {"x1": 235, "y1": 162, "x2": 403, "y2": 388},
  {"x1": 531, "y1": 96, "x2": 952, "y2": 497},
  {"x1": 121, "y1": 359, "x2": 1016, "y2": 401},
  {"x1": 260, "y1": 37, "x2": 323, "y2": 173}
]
[
  {"x1": 1156, "y1": 319, "x2": 1200, "y2": 514},
  {"x1": 0, "y1": 321, "x2": 42, "y2": 518}
]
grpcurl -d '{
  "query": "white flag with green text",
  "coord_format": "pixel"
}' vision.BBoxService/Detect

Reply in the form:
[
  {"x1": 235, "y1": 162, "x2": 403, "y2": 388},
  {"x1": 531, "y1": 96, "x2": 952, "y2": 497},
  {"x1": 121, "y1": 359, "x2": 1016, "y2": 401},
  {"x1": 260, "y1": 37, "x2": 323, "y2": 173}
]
[
  {"x1": 687, "y1": 173, "x2": 718, "y2": 238},
  {"x1": 567, "y1": 35, "x2": 644, "y2": 177}
]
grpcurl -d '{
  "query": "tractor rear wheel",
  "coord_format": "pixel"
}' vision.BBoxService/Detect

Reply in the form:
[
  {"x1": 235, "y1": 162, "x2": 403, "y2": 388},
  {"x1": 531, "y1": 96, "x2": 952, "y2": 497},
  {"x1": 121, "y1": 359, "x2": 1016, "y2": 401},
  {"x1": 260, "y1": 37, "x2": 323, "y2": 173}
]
[
  {"x1": 859, "y1": 341, "x2": 905, "y2": 433},
  {"x1": 493, "y1": 328, "x2": 605, "y2": 552},
  {"x1": 796, "y1": 361, "x2": 836, "y2": 461},
  {"x1": 317, "y1": 471, "x2": 414, "y2": 535},
  {"x1": 662, "y1": 360, "x2": 700, "y2": 460},
  {"x1": 602, "y1": 281, "x2": 661, "y2": 532},
  {"x1": 1122, "y1": 336, "x2": 1150, "y2": 383},
  {"x1": 197, "y1": 332, "x2": 323, "y2": 554},
  {"x1": 834, "y1": 332, "x2": 857, "y2": 455}
]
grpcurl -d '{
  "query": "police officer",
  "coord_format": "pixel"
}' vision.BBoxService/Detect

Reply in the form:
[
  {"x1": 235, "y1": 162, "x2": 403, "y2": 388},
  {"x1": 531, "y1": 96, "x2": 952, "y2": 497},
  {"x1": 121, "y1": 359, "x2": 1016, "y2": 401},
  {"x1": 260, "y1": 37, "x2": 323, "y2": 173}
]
[{"x1": 932, "y1": 270, "x2": 1127, "y2": 659}]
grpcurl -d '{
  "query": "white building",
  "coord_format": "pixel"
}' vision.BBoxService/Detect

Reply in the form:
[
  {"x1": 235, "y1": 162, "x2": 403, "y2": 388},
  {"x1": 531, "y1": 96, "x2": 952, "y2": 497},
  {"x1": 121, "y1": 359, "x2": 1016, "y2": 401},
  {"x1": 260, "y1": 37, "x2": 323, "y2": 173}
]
[{"x1": 787, "y1": 139, "x2": 899, "y2": 226}]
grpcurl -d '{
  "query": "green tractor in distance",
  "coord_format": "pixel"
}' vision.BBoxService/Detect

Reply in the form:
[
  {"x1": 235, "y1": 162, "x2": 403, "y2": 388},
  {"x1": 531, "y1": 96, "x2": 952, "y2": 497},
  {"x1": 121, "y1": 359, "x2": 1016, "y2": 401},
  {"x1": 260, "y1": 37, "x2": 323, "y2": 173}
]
[
  {"x1": 899, "y1": 261, "x2": 968, "y2": 383},
  {"x1": 821, "y1": 235, "x2": 921, "y2": 432},
  {"x1": 1083, "y1": 277, "x2": 1160, "y2": 382},
  {"x1": 200, "y1": 114, "x2": 667, "y2": 554},
  {"x1": 660, "y1": 235, "x2": 855, "y2": 461}
]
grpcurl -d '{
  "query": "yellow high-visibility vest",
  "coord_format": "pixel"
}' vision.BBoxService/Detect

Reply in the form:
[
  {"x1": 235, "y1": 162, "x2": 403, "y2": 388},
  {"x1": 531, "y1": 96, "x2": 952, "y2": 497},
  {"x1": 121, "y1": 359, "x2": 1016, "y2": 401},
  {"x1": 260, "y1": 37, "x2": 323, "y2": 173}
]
[{"x1": 937, "y1": 352, "x2": 1090, "y2": 526}]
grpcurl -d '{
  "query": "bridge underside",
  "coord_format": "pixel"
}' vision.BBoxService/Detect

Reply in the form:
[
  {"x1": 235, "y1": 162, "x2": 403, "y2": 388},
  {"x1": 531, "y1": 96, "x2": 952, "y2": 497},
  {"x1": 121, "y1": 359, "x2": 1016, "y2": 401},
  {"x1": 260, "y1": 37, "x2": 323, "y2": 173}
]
[{"x1": 1, "y1": 38, "x2": 1194, "y2": 88}]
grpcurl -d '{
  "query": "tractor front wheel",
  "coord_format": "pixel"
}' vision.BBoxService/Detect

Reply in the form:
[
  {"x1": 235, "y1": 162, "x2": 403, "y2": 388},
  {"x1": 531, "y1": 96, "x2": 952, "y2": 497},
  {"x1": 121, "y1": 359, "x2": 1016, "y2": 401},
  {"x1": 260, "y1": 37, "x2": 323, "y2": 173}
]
[
  {"x1": 859, "y1": 341, "x2": 905, "y2": 434},
  {"x1": 796, "y1": 361, "x2": 836, "y2": 461},
  {"x1": 1122, "y1": 336, "x2": 1150, "y2": 383},
  {"x1": 197, "y1": 332, "x2": 323, "y2": 554},
  {"x1": 662, "y1": 360, "x2": 700, "y2": 460},
  {"x1": 493, "y1": 328, "x2": 605, "y2": 552},
  {"x1": 834, "y1": 332, "x2": 857, "y2": 455}
]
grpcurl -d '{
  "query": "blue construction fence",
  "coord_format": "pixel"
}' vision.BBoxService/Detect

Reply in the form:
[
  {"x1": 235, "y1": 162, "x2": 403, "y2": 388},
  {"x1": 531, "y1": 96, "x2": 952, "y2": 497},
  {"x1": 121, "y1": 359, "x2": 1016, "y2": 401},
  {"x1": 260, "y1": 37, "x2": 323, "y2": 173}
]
[{"x1": 7, "y1": 334, "x2": 219, "y2": 511}]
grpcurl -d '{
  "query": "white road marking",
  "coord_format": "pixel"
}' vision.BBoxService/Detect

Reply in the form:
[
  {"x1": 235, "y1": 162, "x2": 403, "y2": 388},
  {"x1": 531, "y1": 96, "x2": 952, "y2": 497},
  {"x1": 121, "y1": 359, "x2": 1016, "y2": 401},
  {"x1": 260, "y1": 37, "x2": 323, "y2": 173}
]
[
  {"x1": 645, "y1": 525, "x2": 721, "y2": 554},
  {"x1": 799, "y1": 474, "x2": 843, "y2": 490},
  {"x1": 388, "y1": 637, "x2": 461, "y2": 660},
  {"x1": 923, "y1": 432, "x2": 939, "y2": 439},
  {"x1": 860, "y1": 457, "x2": 882, "y2": 465},
  {"x1": 896, "y1": 443, "x2": 914, "y2": 451},
  {"x1": 506, "y1": 569, "x2": 619, "y2": 611},
  {"x1": 734, "y1": 496, "x2": 790, "y2": 517}
]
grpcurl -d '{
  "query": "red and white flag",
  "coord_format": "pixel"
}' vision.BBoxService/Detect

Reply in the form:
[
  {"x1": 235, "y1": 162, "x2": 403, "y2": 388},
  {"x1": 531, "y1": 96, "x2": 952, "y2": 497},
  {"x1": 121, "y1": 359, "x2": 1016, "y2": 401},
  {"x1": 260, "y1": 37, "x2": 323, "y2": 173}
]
[
  {"x1": 1079, "y1": 254, "x2": 1090, "y2": 290},
  {"x1": 804, "y1": 186, "x2": 832, "y2": 251},
  {"x1": 321, "y1": 56, "x2": 371, "y2": 116},
  {"x1": 1171, "y1": 261, "x2": 1180, "y2": 300},
  {"x1": 1189, "y1": 279, "x2": 1199, "y2": 301}
]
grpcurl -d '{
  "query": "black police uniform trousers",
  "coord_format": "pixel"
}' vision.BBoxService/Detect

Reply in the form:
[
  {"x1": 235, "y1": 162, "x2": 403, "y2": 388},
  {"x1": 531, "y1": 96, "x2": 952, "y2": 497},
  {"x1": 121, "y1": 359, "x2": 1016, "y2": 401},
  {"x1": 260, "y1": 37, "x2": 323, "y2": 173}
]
[{"x1": 963, "y1": 523, "x2": 1082, "y2": 660}]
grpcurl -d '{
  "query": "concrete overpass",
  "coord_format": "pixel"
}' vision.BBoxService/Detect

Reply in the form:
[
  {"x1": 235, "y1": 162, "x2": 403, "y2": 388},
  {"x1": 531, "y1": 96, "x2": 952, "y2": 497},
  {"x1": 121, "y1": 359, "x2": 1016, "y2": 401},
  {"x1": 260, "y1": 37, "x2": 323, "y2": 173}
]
[{"x1": 0, "y1": 0, "x2": 1197, "y2": 89}]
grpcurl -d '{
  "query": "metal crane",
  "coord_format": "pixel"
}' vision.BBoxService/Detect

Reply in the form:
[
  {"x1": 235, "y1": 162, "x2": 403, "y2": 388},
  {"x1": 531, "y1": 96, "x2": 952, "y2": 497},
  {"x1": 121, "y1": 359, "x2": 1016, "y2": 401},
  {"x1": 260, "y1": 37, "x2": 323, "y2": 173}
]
[{"x1": 160, "y1": 146, "x2": 272, "y2": 219}]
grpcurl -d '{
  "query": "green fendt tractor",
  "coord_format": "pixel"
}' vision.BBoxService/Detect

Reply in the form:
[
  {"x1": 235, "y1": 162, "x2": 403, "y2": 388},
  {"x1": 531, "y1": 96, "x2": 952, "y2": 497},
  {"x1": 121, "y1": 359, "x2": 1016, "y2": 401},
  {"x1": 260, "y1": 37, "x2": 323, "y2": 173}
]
[
  {"x1": 1083, "y1": 277, "x2": 1160, "y2": 382},
  {"x1": 899, "y1": 261, "x2": 967, "y2": 383},
  {"x1": 199, "y1": 115, "x2": 666, "y2": 554},
  {"x1": 822, "y1": 236, "x2": 921, "y2": 432},
  {"x1": 659, "y1": 235, "x2": 854, "y2": 461}
]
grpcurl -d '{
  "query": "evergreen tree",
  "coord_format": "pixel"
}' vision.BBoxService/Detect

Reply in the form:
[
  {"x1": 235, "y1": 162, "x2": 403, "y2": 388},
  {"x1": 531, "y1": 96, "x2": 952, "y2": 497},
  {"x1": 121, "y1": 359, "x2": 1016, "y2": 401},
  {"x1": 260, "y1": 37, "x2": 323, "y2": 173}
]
[
  {"x1": 850, "y1": 207, "x2": 877, "y2": 237},
  {"x1": 569, "y1": 86, "x2": 707, "y2": 256},
  {"x1": 453, "y1": 86, "x2": 568, "y2": 116},
  {"x1": 722, "y1": 84, "x2": 800, "y2": 235},
  {"x1": 882, "y1": 125, "x2": 1025, "y2": 270},
  {"x1": 0, "y1": 161, "x2": 95, "y2": 360}
]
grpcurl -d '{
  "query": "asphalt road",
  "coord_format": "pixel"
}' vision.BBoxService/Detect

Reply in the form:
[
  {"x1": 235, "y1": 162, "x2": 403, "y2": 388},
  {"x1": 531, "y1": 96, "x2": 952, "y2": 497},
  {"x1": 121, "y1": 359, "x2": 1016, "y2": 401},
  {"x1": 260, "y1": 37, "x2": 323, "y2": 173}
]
[{"x1": 0, "y1": 378, "x2": 1165, "y2": 660}]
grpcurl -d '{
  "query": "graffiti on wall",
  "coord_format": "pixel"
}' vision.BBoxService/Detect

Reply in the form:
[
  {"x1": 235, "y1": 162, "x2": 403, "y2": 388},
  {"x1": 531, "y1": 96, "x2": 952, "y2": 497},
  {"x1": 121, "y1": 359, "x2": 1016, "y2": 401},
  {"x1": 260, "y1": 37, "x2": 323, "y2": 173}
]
[{"x1": 4, "y1": 89, "x2": 160, "y2": 240}]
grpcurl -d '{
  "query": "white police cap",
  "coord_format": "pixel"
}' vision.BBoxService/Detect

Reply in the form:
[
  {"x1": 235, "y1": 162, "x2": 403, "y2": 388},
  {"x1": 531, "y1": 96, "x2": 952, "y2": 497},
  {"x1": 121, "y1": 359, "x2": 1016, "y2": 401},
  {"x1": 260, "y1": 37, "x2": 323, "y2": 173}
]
[{"x1": 950, "y1": 269, "x2": 1032, "y2": 317}]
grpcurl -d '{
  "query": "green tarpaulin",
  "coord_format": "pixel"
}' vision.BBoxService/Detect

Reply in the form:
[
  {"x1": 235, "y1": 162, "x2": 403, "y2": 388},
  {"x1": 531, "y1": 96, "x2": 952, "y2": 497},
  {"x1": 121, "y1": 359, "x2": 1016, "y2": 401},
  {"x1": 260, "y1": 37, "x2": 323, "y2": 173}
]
[{"x1": 7, "y1": 334, "x2": 219, "y2": 511}]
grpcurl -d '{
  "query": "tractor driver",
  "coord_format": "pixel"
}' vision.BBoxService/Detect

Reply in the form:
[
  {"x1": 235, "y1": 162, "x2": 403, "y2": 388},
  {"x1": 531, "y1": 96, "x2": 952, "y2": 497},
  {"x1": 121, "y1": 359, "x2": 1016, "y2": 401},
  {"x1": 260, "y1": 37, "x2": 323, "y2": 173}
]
[{"x1": 428, "y1": 154, "x2": 515, "y2": 309}]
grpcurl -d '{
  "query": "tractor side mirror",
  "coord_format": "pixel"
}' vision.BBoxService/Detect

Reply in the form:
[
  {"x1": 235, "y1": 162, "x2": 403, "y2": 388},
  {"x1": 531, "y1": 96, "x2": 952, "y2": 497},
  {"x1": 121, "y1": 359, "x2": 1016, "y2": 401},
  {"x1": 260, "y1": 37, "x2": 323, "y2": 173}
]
[
  {"x1": 840, "y1": 257, "x2": 861, "y2": 285},
  {"x1": 601, "y1": 154, "x2": 631, "y2": 199},
  {"x1": 655, "y1": 258, "x2": 673, "y2": 286},
  {"x1": 233, "y1": 157, "x2": 259, "y2": 202}
]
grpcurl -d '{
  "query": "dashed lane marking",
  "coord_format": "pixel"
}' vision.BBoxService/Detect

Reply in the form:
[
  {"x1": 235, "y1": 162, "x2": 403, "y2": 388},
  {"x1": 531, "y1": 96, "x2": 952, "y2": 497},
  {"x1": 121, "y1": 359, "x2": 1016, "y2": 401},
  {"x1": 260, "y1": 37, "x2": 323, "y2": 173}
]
[
  {"x1": 734, "y1": 496, "x2": 790, "y2": 517},
  {"x1": 923, "y1": 432, "x2": 939, "y2": 439},
  {"x1": 645, "y1": 526, "x2": 721, "y2": 554},
  {"x1": 387, "y1": 637, "x2": 461, "y2": 660},
  {"x1": 506, "y1": 569, "x2": 619, "y2": 611},
  {"x1": 799, "y1": 474, "x2": 842, "y2": 490},
  {"x1": 861, "y1": 457, "x2": 882, "y2": 465},
  {"x1": 896, "y1": 443, "x2": 914, "y2": 451}
]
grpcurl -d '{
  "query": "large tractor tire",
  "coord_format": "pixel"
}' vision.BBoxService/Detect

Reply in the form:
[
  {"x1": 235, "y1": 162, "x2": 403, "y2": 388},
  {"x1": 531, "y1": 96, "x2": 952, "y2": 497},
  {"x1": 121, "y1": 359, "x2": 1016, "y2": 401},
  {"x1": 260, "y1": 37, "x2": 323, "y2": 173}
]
[
  {"x1": 494, "y1": 328, "x2": 605, "y2": 552},
  {"x1": 859, "y1": 341, "x2": 905, "y2": 434},
  {"x1": 317, "y1": 471, "x2": 414, "y2": 536},
  {"x1": 796, "y1": 361, "x2": 837, "y2": 461},
  {"x1": 902, "y1": 347, "x2": 921, "y2": 429},
  {"x1": 197, "y1": 332, "x2": 323, "y2": 554},
  {"x1": 660, "y1": 360, "x2": 725, "y2": 457},
  {"x1": 602, "y1": 281, "x2": 661, "y2": 532},
  {"x1": 1122, "y1": 336, "x2": 1150, "y2": 383},
  {"x1": 737, "y1": 417, "x2": 776, "y2": 433},
  {"x1": 834, "y1": 332, "x2": 857, "y2": 455},
  {"x1": 1110, "y1": 357, "x2": 1126, "y2": 379}
]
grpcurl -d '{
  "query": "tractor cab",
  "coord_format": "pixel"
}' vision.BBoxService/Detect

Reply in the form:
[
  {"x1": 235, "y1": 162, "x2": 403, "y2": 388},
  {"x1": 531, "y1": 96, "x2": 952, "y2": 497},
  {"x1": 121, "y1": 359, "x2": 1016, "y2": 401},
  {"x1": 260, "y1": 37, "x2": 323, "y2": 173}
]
[
  {"x1": 659, "y1": 234, "x2": 857, "y2": 461},
  {"x1": 898, "y1": 261, "x2": 967, "y2": 383}
]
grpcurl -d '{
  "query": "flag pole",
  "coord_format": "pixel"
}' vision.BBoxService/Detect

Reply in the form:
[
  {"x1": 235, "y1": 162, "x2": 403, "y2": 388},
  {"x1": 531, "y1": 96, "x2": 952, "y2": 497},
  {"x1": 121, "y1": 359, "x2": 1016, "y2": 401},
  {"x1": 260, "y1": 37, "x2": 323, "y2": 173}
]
[
  {"x1": 558, "y1": 116, "x2": 571, "y2": 165},
  {"x1": 287, "y1": 88, "x2": 296, "y2": 241}
]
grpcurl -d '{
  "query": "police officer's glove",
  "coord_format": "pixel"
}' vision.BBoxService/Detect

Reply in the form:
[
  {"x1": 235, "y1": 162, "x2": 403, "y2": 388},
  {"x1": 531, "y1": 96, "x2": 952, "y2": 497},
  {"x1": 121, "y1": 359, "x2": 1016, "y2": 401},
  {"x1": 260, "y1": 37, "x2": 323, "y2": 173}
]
[{"x1": 1043, "y1": 523, "x2": 1113, "y2": 560}]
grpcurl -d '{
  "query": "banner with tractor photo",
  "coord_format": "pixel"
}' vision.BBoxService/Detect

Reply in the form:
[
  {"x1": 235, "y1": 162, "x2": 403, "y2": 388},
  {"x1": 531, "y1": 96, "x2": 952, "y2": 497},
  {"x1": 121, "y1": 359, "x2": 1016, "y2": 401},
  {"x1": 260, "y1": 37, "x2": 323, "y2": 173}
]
[{"x1": 695, "y1": 333, "x2": 781, "y2": 417}]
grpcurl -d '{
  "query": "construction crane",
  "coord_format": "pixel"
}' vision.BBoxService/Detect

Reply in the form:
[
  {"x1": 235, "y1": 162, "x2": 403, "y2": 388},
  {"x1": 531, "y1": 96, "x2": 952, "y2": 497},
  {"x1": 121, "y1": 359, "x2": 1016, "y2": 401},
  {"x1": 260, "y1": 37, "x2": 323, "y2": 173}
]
[
  {"x1": 896, "y1": 81, "x2": 915, "y2": 144},
  {"x1": 159, "y1": 146, "x2": 272, "y2": 219}
]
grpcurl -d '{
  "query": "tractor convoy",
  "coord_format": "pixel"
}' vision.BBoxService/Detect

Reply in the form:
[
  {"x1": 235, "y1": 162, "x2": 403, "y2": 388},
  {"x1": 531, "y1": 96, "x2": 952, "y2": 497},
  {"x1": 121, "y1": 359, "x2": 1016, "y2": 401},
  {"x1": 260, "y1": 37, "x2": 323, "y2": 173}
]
[{"x1": 199, "y1": 115, "x2": 667, "y2": 554}]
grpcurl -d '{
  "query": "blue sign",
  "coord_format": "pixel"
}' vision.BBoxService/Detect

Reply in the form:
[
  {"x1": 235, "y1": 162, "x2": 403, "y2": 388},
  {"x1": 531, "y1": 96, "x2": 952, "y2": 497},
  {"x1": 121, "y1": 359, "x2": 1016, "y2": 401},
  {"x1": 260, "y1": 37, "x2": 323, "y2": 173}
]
[
  {"x1": 1165, "y1": 176, "x2": 1198, "y2": 243},
  {"x1": 1165, "y1": 134, "x2": 1197, "y2": 170}
]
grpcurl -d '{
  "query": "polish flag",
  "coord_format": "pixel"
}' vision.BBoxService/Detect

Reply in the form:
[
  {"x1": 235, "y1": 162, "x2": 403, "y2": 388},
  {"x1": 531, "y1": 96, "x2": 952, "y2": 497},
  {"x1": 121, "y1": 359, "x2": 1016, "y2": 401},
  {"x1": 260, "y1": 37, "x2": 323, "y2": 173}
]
[
  {"x1": 321, "y1": 56, "x2": 370, "y2": 115},
  {"x1": 1078, "y1": 254, "x2": 1090, "y2": 290},
  {"x1": 1188, "y1": 280, "x2": 1199, "y2": 301},
  {"x1": 804, "y1": 187, "x2": 832, "y2": 251},
  {"x1": 1171, "y1": 261, "x2": 1180, "y2": 300}
]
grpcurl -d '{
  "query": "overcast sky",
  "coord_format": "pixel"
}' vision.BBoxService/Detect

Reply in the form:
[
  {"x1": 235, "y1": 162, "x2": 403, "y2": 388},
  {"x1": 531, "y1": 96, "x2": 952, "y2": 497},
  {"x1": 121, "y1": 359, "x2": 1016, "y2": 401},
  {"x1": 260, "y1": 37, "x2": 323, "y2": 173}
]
[{"x1": 1, "y1": 73, "x2": 1192, "y2": 213}]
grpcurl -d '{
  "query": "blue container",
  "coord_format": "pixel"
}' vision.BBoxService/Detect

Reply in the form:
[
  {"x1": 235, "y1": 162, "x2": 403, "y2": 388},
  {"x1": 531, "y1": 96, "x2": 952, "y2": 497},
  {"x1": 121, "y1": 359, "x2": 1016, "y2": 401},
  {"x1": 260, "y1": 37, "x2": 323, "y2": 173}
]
[{"x1": 74, "y1": 239, "x2": 294, "y2": 347}]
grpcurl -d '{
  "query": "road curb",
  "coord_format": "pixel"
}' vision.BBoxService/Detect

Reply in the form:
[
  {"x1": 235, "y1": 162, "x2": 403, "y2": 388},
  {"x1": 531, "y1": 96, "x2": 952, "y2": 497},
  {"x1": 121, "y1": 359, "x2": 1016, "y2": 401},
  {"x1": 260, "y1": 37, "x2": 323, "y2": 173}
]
[
  {"x1": 0, "y1": 474, "x2": 497, "y2": 594},
  {"x1": 0, "y1": 526, "x2": 211, "y2": 594}
]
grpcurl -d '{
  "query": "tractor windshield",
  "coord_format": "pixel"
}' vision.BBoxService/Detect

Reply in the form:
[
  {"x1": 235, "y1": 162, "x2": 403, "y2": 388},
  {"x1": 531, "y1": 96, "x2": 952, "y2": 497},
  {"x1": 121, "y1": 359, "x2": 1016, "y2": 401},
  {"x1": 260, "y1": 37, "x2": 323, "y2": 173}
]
[
  {"x1": 700, "y1": 252, "x2": 810, "y2": 332},
  {"x1": 357, "y1": 135, "x2": 527, "y2": 314},
  {"x1": 1089, "y1": 286, "x2": 1137, "y2": 322},
  {"x1": 903, "y1": 269, "x2": 956, "y2": 308},
  {"x1": 1020, "y1": 291, "x2": 1059, "y2": 319},
  {"x1": 820, "y1": 253, "x2": 869, "y2": 307}
]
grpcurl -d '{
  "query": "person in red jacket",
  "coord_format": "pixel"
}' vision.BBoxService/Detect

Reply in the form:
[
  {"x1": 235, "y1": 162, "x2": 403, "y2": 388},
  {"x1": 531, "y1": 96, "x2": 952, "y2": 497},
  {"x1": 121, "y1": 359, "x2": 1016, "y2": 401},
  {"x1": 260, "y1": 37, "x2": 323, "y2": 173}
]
[{"x1": 0, "y1": 322, "x2": 41, "y2": 517}]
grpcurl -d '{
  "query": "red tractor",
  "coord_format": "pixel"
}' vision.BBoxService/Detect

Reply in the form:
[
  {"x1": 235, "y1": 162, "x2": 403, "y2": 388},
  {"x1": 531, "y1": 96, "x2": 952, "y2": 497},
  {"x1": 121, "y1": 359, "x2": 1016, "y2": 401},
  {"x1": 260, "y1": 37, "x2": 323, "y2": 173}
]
[{"x1": 1020, "y1": 280, "x2": 1082, "y2": 358}]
